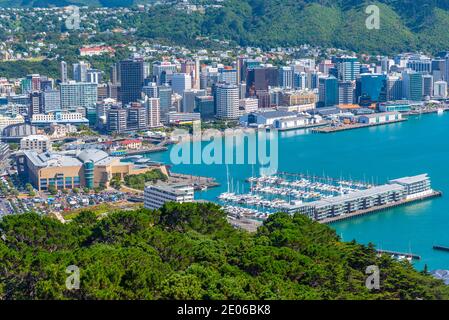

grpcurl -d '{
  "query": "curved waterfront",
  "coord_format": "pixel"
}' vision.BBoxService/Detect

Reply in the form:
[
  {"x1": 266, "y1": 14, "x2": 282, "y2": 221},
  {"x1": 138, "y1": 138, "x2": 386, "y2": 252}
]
[{"x1": 149, "y1": 113, "x2": 449, "y2": 271}]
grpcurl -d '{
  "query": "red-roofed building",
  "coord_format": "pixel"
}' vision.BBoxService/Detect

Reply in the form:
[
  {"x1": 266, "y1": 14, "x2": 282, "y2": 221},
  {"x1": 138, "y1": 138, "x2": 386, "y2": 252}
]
[{"x1": 79, "y1": 46, "x2": 115, "y2": 57}]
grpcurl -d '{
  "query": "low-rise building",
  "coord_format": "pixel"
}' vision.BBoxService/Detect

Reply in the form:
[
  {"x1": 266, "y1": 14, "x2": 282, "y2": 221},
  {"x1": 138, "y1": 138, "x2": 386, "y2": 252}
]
[
  {"x1": 358, "y1": 112, "x2": 402, "y2": 124},
  {"x1": 31, "y1": 112, "x2": 89, "y2": 127},
  {"x1": 144, "y1": 184, "x2": 194, "y2": 210},
  {"x1": 20, "y1": 135, "x2": 52, "y2": 153},
  {"x1": 17, "y1": 149, "x2": 166, "y2": 191}
]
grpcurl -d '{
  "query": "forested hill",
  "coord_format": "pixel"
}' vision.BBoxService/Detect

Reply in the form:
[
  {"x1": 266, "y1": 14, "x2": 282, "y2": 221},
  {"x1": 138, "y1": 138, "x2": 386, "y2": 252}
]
[
  {"x1": 0, "y1": 202, "x2": 448, "y2": 300},
  {"x1": 3, "y1": 0, "x2": 449, "y2": 54}
]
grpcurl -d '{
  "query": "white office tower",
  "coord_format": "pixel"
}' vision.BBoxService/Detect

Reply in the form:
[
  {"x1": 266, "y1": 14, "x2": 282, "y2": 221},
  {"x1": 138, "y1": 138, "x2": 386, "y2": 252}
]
[
  {"x1": 73, "y1": 61, "x2": 90, "y2": 82},
  {"x1": 60, "y1": 61, "x2": 68, "y2": 83},
  {"x1": 216, "y1": 84, "x2": 239, "y2": 120},
  {"x1": 171, "y1": 73, "x2": 192, "y2": 95},
  {"x1": 142, "y1": 96, "x2": 161, "y2": 128},
  {"x1": 434, "y1": 81, "x2": 448, "y2": 98},
  {"x1": 279, "y1": 66, "x2": 294, "y2": 89},
  {"x1": 144, "y1": 184, "x2": 194, "y2": 210}
]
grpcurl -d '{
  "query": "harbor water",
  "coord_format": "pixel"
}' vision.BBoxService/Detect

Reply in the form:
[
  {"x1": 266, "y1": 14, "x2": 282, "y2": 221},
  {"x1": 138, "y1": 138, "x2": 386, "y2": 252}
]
[{"x1": 149, "y1": 113, "x2": 449, "y2": 271}]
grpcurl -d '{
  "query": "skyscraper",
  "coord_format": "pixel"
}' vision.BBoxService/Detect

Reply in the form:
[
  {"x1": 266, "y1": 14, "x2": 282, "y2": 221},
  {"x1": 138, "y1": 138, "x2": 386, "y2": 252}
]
[
  {"x1": 279, "y1": 66, "x2": 294, "y2": 89},
  {"x1": 120, "y1": 58, "x2": 144, "y2": 105},
  {"x1": 355, "y1": 74, "x2": 387, "y2": 103},
  {"x1": 434, "y1": 81, "x2": 448, "y2": 98},
  {"x1": 318, "y1": 76, "x2": 338, "y2": 107},
  {"x1": 216, "y1": 84, "x2": 239, "y2": 120},
  {"x1": 338, "y1": 81, "x2": 354, "y2": 105},
  {"x1": 402, "y1": 71, "x2": 423, "y2": 101},
  {"x1": 171, "y1": 73, "x2": 192, "y2": 95},
  {"x1": 386, "y1": 75, "x2": 403, "y2": 101},
  {"x1": 60, "y1": 61, "x2": 68, "y2": 83},
  {"x1": 60, "y1": 82, "x2": 98, "y2": 109},
  {"x1": 158, "y1": 85, "x2": 172, "y2": 123},
  {"x1": 73, "y1": 61, "x2": 90, "y2": 82},
  {"x1": 335, "y1": 56, "x2": 360, "y2": 82}
]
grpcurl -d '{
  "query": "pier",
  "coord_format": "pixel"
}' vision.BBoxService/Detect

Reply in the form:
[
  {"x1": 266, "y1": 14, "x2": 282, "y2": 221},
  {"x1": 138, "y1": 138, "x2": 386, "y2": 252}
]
[
  {"x1": 376, "y1": 249, "x2": 421, "y2": 260},
  {"x1": 433, "y1": 245, "x2": 449, "y2": 252},
  {"x1": 320, "y1": 190, "x2": 442, "y2": 224},
  {"x1": 312, "y1": 119, "x2": 407, "y2": 134}
]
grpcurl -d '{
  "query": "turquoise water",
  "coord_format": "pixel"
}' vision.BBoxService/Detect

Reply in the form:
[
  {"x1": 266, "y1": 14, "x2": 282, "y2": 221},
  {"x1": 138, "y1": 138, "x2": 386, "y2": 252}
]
[{"x1": 149, "y1": 113, "x2": 449, "y2": 271}]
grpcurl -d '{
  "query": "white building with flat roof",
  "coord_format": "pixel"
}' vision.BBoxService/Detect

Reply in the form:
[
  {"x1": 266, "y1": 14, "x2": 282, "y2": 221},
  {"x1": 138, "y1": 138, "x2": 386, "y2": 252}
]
[
  {"x1": 144, "y1": 184, "x2": 194, "y2": 210},
  {"x1": 20, "y1": 135, "x2": 52, "y2": 153}
]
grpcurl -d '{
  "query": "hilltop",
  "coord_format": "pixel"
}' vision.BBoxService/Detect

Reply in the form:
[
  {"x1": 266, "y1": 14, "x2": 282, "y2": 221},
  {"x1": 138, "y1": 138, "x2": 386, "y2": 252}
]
[{"x1": 2, "y1": 1, "x2": 449, "y2": 54}]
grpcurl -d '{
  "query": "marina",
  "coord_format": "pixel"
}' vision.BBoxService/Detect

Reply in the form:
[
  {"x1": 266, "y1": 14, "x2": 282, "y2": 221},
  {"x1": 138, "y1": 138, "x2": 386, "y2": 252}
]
[{"x1": 218, "y1": 172, "x2": 441, "y2": 227}]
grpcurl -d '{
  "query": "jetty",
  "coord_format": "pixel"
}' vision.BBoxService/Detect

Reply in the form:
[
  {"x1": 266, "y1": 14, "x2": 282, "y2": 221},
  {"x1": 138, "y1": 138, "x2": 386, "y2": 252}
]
[
  {"x1": 320, "y1": 190, "x2": 442, "y2": 224},
  {"x1": 312, "y1": 119, "x2": 407, "y2": 134},
  {"x1": 376, "y1": 249, "x2": 421, "y2": 260},
  {"x1": 433, "y1": 245, "x2": 449, "y2": 252}
]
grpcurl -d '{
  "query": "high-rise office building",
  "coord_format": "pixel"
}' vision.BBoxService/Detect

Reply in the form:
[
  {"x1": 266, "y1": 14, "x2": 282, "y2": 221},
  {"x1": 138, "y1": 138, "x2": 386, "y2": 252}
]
[
  {"x1": 246, "y1": 67, "x2": 279, "y2": 97},
  {"x1": 60, "y1": 82, "x2": 98, "y2": 109},
  {"x1": 86, "y1": 69, "x2": 102, "y2": 84},
  {"x1": 107, "y1": 106, "x2": 127, "y2": 133},
  {"x1": 318, "y1": 76, "x2": 339, "y2": 107},
  {"x1": 406, "y1": 55, "x2": 432, "y2": 73},
  {"x1": 120, "y1": 58, "x2": 145, "y2": 105},
  {"x1": 335, "y1": 56, "x2": 360, "y2": 82},
  {"x1": 355, "y1": 74, "x2": 387, "y2": 103},
  {"x1": 279, "y1": 66, "x2": 294, "y2": 89},
  {"x1": 216, "y1": 84, "x2": 239, "y2": 120},
  {"x1": 152, "y1": 61, "x2": 177, "y2": 85},
  {"x1": 338, "y1": 81, "x2": 354, "y2": 105},
  {"x1": 127, "y1": 105, "x2": 147, "y2": 131},
  {"x1": 73, "y1": 61, "x2": 90, "y2": 82},
  {"x1": 195, "y1": 96, "x2": 215, "y2": 120},
  {"x1": 60, "y1": 61, "x2": 68, "y2": 83},
  {"x1": 158, "y1": 85, "x2": 172, "y2": 123},
  {"x1": 434, "y1": 81, "x2": 448, "y2": 98},
  {"x1": 218, "y1": 68, "x2": 238, "y2": 85},
  {"x1": 142, "y1": 97, "x2": 161, "y2": 128},
  {"x1": 422, "y1": 74, "x2": 434, "y2": 98},
  {"x1": 171, "y1": 73, "x2": 192, "y2": 95},
  {"x1": 142, "y1": 82, "x2": 159, "y2": 98},
  {"x1": 402, "y1": 71, "x2": 424, "y2": 101},
  {"x1": 182, "y1": 89, "x2": 206, "y2": 113},
  {"x1": 40, "y1": 89, "x2": 61, "y2": 113},
  {"x1": 386, "y1": 75, "x2": 403, "y2": 101}
]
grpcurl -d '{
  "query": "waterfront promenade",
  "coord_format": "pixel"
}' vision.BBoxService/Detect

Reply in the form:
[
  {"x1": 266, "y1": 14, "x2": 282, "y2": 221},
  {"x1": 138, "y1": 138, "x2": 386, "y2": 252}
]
[{"x1": 312, "y1": 118, "x2": 407, "y2": 133}]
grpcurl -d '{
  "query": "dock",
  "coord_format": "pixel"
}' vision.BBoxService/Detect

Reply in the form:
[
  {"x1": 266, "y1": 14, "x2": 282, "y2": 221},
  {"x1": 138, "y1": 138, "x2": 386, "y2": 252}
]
[
  {"x1": 312, "y1": 119, "x2": 407, "y2": 134},
  {"x1": 377, "y1": 249, "x2": 421, "y2": 260},
  {"x1": 169, "y1": 172, "x2": 220, "y2": 191},
  {"x1": 320, "y1": 190, "x2": 442, "y2": 224},
  {"x1": 433, "y1": 245, "x2": 449, "y2": 252}
]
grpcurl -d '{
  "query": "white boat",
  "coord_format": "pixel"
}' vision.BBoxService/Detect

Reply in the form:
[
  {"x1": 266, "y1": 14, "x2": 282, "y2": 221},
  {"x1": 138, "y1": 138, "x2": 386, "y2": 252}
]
[{"x1": 438, "y1": 108, "x2": 444, "y2": 115}]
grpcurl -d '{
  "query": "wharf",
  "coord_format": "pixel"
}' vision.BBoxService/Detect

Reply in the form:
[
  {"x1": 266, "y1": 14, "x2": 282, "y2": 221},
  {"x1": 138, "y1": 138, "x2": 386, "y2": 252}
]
[
  {"x1": 124, "y1": 147, "x2": 168, "y2": 155},
  {"x1": 320, "y1": 190, "x2": 442, "y2": 224},
  {"x1": 312, "y1": 119, "x2": 407, "y2": 134},
  {"x1": 169, "y1": 173, "x2": 220, "y2": 191},
  {"x1": 275, "y1": 121, "x2": 330, "y2": 132},
  {"x1": 433, "y1": 245, "x2": 449, "y2": 252},
  {"x1": 376, "y1": 249, "x2": 421, "y2": 260}
]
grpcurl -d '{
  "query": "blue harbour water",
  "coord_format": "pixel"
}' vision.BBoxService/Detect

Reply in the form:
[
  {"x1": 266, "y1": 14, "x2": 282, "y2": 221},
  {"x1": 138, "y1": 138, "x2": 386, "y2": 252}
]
[{"x1": 149, "y1": 113, "x2": 449, "y2": 271}]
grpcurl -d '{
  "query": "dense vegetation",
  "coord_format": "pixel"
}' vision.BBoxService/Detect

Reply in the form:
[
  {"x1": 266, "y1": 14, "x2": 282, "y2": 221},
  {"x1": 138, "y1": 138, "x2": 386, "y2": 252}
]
[
  {"x1": 0, "y1": 202, "x2": 448, "y2": 300},
  {"x1": 123, "y1": 169, "x2": 168, "y2": 190},
  {"x1": 4, "y1": 1, "x2": 449, "y2": 54}
]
